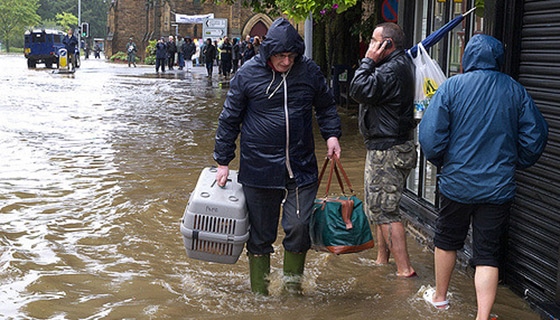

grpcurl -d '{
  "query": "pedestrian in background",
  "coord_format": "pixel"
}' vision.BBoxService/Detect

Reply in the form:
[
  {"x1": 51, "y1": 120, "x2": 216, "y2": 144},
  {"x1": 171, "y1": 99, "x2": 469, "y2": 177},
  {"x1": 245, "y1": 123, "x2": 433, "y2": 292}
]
[
  {"x1": 349, "y1": 22, "x2": 418, "y2": 278},
  {"x1": 94, "y1": 42, "x2": 101, "y2": 59},
  {"x1": 177, "y1": 35, "x2": 185, "y2": 70},
  {"x1": 242, "y1": 42, "x2": 255, "y2": 64},
  {"x1": 213, "y1": 18, "x2": 341, "y2": 296},
  {"x1": 182, "y1": 37, "x2": 196, "y2": 72},
  {"x1": 419, "y1": 34, "x2": 548, "y2": 318},
  {"x1": 253, "y1": 36, "x2": 261, "y2": 55},
  {"x1": 155, "y1": 37, "x2": 167, "y2": 73},
  {"x1": 196, "y1": 38, "x2": 203, "y2": 66},
  {"x1": 202, "y1": 38, "x2": 216, "y2": 77},
  {"x1": 167, "y1": 35, "x2": 177, "y2": 70},
  {"x1": 84, "y1": 42, "x2": 90, "y2": 60},
  {"x1": 232, "y1": 37, "x2": 240, "y2": 74},
  {"x1": 220, "y1": 37, "x2": 233, "y2": 78},
  {"x1": 214, "y1": 39, "x2": 222, "y2": 75},
  {"x1": 240, "y1": 35, "x2": 250, "y2": 66},
  {"x1": 126, "y1": 37, "x2": 137, "y2": 67}
]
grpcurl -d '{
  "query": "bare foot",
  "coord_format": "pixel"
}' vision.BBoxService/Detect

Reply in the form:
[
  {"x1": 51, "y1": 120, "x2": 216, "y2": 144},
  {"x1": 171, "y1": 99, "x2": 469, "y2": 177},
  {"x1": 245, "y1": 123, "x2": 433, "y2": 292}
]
[{"x1": 396, "y1": 270, "x2": 418, "y2": 278}]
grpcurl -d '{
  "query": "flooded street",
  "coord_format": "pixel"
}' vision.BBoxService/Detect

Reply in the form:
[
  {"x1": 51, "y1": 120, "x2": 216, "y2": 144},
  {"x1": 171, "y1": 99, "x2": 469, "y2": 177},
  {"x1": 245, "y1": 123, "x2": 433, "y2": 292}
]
[{"x1": 0, "y1": 54, "x2": 539, "y2": 319}]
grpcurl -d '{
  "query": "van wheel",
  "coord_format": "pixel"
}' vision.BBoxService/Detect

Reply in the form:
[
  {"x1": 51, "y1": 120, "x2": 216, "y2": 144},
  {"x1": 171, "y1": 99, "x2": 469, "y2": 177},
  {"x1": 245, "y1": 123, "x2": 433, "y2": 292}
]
[{"x1": 27, "y1": 59, "x2": 36, "y2": 68}]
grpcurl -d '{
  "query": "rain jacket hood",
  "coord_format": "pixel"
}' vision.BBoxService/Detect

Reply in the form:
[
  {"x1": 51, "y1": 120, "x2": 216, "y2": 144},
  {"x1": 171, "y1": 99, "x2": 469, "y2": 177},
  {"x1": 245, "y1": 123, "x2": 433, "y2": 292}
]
[
  {"x1": 259, "y1": 18, "x2": 305, "y2": 64},
  {"x1": 462, "y1": 34, "x2": 504, "y2": 73}
]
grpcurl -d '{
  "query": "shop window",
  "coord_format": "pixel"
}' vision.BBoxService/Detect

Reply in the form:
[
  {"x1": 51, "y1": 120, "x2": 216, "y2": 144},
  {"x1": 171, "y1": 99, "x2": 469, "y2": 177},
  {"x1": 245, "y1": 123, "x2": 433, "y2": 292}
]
[{"x1": 406, "y1": 0, "x2": 484, "y2": 206}]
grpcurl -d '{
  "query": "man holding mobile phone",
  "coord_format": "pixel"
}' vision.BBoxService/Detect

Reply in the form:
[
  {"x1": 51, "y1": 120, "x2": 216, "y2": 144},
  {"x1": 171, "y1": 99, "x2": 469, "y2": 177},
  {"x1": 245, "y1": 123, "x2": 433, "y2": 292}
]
[{"x1": 350, "y1": 22, "x2": 418, "y2": 278}]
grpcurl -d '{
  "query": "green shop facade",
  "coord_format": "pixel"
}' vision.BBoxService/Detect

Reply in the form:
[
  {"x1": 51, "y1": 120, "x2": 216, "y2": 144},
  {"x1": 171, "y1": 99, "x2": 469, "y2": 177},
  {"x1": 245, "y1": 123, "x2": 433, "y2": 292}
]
[{"x1": 392, "y1": 0, "x2": 560, "y2": 318}]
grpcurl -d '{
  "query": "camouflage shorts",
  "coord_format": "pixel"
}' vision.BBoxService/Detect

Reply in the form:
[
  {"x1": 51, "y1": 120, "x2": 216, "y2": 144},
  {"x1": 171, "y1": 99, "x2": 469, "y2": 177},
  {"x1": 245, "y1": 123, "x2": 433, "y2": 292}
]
[{"x1": 364, "y1": 140, "x2": 417, "y2": 225}]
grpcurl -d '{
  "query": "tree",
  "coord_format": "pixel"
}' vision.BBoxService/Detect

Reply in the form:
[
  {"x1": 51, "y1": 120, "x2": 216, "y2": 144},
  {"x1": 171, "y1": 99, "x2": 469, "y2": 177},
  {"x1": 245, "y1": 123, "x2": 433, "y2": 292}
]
[
  {"x1": 37, "y1": 0, "x2": 109, "y2": 39},
  {"x1": 56, "y1": 12, "x2": 78, "y2": 31},
  {"x1": 0, "y1": 0, "x2": 41, "y2": 52}
]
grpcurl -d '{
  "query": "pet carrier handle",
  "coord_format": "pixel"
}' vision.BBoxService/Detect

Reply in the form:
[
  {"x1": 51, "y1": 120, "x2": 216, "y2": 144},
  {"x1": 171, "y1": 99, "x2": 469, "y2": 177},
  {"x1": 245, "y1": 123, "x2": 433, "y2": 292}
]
[
  {"x1": 209, "y1": 166, "x2": 233, "y2": 189},
  {"x1": 211, "y1": 178, "x2": 232, "y2": 189}
]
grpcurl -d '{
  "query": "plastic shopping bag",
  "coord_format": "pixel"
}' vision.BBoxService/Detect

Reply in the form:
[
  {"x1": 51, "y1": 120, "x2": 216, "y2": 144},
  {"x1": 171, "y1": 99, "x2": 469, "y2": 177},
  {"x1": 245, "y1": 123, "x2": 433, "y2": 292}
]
[{"x1": 411, "y1": 43, "x2": 447, "y2": 119}]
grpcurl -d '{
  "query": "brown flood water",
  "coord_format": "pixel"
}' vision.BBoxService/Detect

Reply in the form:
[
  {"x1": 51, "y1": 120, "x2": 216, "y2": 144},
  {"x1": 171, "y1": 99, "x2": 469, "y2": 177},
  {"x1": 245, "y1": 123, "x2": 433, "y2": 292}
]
[{"x1": 0, "y1": 55, "x2": 539, "y2": 319}]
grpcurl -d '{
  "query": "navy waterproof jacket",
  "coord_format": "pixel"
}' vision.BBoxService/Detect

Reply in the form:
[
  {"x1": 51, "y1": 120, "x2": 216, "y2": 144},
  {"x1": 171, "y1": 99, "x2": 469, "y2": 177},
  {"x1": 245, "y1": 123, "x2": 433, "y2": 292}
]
[
  {"x1": 62, "y1": 34, "x2": 78, "y2": 54},
  {"x1": 419, "y1": 34, "x2": 548, "y2": 204},
  {"x1": 213, "y1": 18, "x2": 341, "y2": 189}
]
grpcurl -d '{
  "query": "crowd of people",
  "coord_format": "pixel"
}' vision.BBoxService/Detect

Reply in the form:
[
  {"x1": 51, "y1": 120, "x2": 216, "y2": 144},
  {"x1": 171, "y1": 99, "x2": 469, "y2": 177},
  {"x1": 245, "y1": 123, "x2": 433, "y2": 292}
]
[{"x1": 145, "y1": 33, "x2": 264, "y2": 76}]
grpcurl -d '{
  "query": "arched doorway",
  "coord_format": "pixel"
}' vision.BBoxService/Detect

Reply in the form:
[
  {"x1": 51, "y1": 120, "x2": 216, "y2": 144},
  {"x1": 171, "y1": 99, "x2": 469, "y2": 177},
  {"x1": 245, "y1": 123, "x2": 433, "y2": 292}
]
[
  {"x1": 242, "y1": 14, "x2": 273, "y2": 39},
  {"x1": 250, "y1": 21, "x2": 268, "y2": 38}
]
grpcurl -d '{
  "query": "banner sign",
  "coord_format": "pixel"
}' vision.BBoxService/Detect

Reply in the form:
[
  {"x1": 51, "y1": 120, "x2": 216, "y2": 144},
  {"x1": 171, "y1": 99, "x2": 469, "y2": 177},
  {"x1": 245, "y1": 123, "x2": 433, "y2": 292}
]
[{"x1": 175, "y1": 13, "x2": 214, "y2": 24}]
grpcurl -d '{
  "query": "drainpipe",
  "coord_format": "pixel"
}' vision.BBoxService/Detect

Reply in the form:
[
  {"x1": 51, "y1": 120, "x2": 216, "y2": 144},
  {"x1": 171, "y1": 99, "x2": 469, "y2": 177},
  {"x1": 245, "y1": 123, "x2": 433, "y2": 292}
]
[{"x1": 304, "y1": 12, "x2": 313, "y2": 59}]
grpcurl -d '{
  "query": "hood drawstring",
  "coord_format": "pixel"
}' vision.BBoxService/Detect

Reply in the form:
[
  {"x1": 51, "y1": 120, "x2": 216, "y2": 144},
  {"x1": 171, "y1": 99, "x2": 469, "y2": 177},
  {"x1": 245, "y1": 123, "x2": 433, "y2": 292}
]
[
  {"x1": 281, "y1": 186, "x2": 301, "y2": 218},
  {"x1": 282, "y1": 72, "x2": 295, "y2": 180},
  {"x1": 266, "y1": 68, "x2": 290, "y2": 100}
]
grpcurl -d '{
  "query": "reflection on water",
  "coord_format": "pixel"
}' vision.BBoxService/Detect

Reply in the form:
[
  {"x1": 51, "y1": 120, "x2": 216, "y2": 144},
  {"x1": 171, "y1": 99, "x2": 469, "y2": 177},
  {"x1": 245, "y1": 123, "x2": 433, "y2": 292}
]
[{"x1": 0, "y1": 55, "x2": 538, "y2": 319}]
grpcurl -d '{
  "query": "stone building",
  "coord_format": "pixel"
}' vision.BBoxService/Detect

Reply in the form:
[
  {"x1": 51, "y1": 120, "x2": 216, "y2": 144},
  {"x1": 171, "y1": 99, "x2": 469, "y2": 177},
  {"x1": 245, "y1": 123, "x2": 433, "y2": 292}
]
[{"x1": 106, "y1": 0, "x2": 301, "y2": 61}]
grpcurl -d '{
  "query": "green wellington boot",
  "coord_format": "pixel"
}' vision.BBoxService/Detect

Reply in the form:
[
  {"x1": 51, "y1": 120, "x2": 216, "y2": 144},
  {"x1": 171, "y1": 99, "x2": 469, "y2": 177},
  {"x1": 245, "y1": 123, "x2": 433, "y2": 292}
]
[
  {"x1": 283, "y1": 250, "x2": 307, "y2": 294},
  {"x1": 248, "y1": 253, "x2": 270, "y2": 295}
]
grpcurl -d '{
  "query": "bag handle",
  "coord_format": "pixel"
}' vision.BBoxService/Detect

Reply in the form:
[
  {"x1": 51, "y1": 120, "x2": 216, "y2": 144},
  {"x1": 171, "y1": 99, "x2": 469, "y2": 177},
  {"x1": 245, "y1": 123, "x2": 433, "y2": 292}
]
[
  {"x1": 415, "y1": 42, "x2": 430, "y2": 65},
  {"x1": 317, "y1": 154, "x2": 355, "y2": 197}
]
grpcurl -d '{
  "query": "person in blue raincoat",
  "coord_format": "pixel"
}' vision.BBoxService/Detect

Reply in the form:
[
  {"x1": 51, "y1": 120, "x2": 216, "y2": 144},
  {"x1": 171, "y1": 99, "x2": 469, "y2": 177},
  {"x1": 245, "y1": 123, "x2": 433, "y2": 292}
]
[
  {"x1": 213, "y1": 18, "x2": 341, "y2": 296},
  {"x1": 419, "y1": 34, "x2": 548, "y2": 318}
]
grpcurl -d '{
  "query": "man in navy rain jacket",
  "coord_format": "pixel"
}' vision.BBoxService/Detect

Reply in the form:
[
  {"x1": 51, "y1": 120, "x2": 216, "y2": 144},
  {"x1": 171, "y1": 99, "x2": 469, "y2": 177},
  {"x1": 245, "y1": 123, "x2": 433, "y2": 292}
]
[
  {"x1": 62, "y1": 28, "x2": 78, "y2": 69},
  {"x1": 213, "y1": 18, "x2": 341, "y2": 295},
  {"x1": 419, "y1": 34, "x2": 548, "y2": 318}
]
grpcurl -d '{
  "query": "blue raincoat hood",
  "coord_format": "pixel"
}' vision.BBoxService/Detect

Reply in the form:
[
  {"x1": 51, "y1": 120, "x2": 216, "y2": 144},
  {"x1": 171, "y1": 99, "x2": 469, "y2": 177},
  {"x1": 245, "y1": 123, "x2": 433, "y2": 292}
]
[
  {"x1": 462, "y1": 34, "x2": 505, "y2": 72},
  {"x1": 259, "y1": 18, "x2": 305, "y2": 63}
]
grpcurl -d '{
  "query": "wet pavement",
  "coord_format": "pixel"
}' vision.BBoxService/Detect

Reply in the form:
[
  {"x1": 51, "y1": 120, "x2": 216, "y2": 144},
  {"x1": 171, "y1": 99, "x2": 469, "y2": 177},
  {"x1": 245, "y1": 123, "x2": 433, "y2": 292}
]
[{"x1": 0, "y1": 54, "x2": 541, "y2": 319}]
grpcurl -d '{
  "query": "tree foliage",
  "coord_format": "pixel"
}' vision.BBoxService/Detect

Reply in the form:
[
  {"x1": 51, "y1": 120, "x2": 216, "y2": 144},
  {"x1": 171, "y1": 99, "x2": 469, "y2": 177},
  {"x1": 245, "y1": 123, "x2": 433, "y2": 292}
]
[
  {"x1": 37, "y1": 0, "x2": 109, "y2": 39},
  {"x1": 277, "y1": 0, "x2": 358, "y2": 21},
  {"x1": 55, "y1": 12, "x2": 78, "y2": 31},
  {"x1": 0, "y1": 0, "x2": 41, "y2": 52},
  {"x1": 209, "y1": 0, "x2": 358, "y2": 22}
]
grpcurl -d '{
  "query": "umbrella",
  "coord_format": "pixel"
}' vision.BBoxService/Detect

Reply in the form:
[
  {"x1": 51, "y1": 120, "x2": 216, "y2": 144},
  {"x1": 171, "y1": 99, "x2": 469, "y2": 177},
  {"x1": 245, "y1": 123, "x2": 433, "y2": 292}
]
[{"x1": 407, "y1": 7, "x2": 476, "y2": 58}]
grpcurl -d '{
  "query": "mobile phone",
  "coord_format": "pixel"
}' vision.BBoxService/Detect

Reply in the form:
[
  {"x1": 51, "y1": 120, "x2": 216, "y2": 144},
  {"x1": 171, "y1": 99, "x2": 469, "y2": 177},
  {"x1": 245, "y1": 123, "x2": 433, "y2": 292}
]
[{"x1": 384, "y1": 39, "x2": 393, "y2": 48}]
